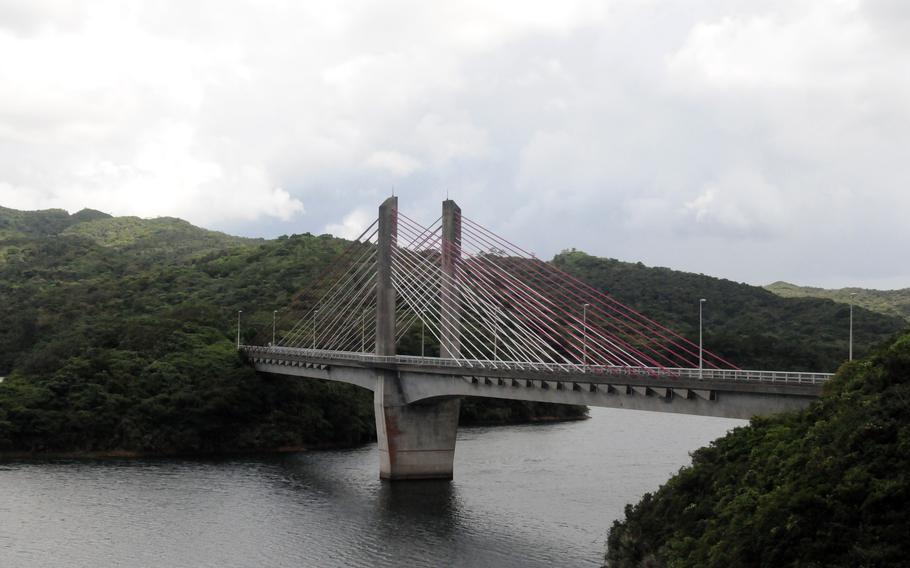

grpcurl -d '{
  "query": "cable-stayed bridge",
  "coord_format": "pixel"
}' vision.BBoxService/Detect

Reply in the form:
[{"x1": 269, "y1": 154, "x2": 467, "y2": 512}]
[{"x1": 241, "y1": 197, "x2": 831, "y2": 480}]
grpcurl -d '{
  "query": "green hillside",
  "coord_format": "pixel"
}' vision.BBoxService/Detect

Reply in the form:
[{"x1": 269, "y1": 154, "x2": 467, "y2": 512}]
[
  {"x1": 766, "y1": 281, "x2": 910, "y2": 323},
  {"x1": 61, "y1": 215, "x2": 255, "y2": 261},
  {"x1": 0, "y1": 206, "x2": 110, "y2": 239},
  {"x1": 0, "y1": 215, "x2": 370, "y2": 454},
  {"x1": 0, "y1": 208, "x2": 581, "y2": 455},
  {"x1": 0, "y1": 209, "x2": 903, "y2": 456},
  {"x1": 556, "y1": 251, "x2": 906, "y2": 372},
  {"x1": 605, "y1": 329, "x2": 910, "y2": 568}
]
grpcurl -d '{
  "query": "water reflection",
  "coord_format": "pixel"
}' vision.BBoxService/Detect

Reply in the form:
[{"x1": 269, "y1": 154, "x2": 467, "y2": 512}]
[
  {"x1": 376, "y1": 479, "x2": 460, "y2": 525},
  {"x1": 0, "y1": 409, "x2": 743, "y2": 568}
]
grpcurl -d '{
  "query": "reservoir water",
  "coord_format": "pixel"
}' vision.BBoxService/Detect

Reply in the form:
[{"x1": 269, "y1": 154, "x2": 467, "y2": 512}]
[{"x1": 0, "y1": 408, "x2": 742, "y2": 567}]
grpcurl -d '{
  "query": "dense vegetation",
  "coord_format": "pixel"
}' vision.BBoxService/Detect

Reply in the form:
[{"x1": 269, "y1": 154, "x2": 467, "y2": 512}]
[
  {"x1": 767, "y1": 280, "x2": 910, "y2": 323},
  {"x1": 556, "y1": 251, "x2": 905, "y2": 372},
  {"x1": 0, "y1": 211, "x2": 377, "y2": 453},
  {"x1": 0, "y1": 205, "x2": 109, "y2": 239},
  {"x1": 0, "y1": 207, "x2": 582, "y2": 455},
  {"x1": 605, "y1": 329, "x2": 910, "y2": 567},
  {"x1": 0, "y1": 209, "x2": 902, "y2": 456}
]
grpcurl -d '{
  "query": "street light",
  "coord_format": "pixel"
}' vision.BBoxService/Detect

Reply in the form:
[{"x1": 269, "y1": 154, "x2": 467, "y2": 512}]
[
  {"x1": 699, "y1": 299, "x2": 706, "y2": 379},
  {"x1": 493, "y1": 306, "x2": 502, "y2": 361},
  {"x1": 849, "y1": 292, "x2": 857, "y2": 361},
  {"x1": 421, "y1": 319, "x2": 425, "y2": 358},
  {"x1": 582, "y1": 303, "x2": 590, "y2": 371},
  {"x1": 272, "y1": 310, "x2": 277, "y2": 346},
  {"x1": 312, "y1": 308, "x2": 319, "y2": 350},
  {"x1": 236, "y1": 310, "x2": 242, "y2": 350},
  {"x1": 362, "y1": 308, "x2": 368, "y2": 353}
]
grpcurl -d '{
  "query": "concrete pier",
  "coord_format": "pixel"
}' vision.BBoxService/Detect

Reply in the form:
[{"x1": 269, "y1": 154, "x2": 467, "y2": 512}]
[{"x1": 374, "y1": 197, "x2": 462, "y2": 480}]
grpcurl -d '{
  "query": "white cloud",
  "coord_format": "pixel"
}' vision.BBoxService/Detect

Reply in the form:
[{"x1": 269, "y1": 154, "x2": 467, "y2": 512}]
[
  {"x1": 365, "y1": 151, "x2": 421, "y2": 177},
  {"x1": 0, "y1": 118, "x2": 303, "y2": 224},
  {"x1": 0, "y1": 2, "x2": 302, "y2": 225},
  {"x1": 667, "y1": 9, "x2": 865, "y2": 91},
  {"x1": 0, "y1": 0, "x2": 909, "y2": 287},
  {"x1": 325, "y1": 207, "x2": 373, "y2": 240},
  {"x1": 682, "y1": 169, "x2": 789, "y2": 238}
]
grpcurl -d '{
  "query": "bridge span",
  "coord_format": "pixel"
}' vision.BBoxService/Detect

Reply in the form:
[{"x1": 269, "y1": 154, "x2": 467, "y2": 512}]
[
  {"x1": 242, "y1": 197, "x2": 834, "y2": 480},
  {"x1": 243, "y1": 345, "x2": 829, "y2": 420}
]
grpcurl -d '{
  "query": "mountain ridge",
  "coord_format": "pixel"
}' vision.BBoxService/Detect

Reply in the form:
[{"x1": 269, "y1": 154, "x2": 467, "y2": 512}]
[
  {"x1": 0, "y1": 205, "x2": 904, "y2": 456},
  {"x1": 0, "y1": 205, "x2": 584, "y2": 455},
  {"x1": 554, "y1": 251, "x2": 905, "y2": 372},
  {"x1": 765, "y1": 280, "x2": 910, "y2": 323}
]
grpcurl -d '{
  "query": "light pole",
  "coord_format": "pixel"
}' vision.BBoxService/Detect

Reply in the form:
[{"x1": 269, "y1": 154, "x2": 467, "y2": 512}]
[
  {"x1": 421, "y1": 320, "x2": 425, "y2": 357},
  {"x1": 312, "y1": 308, "x2": 319, "y2": 350},
  {"x1": 493, "y1": 306, "x2": 502, "y2": 361},
  {"x1": 236, "y1": 310, "x2": 242, "y2": 350},
  {"x1": 272, "y1": 310, "x2": 277, "y2": 346},
  {"x1": 361, "y1": 308, "x2": 367, "y2": 352},
  {"x1": 582, "y1": 303, "x2": 590, "y2": 371},
  {"x1": 699, "y1": 299, "x2": 706, "y2": 379},
  {"x1": 849, "y1": 292, "x2": 857, "y2": 361}
]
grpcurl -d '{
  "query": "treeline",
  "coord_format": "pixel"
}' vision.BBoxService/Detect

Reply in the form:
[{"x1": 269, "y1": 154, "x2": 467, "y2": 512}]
[
  {"x1": 1, "y1": 209, "x2": 902, "y2": 456},
  {"x1": 605, "y1": 329, "x2": 910, "y2": 567},
  {"x1": 0, "y1": 209, "x2": 582, "y2": 455},
  {"x1": 555, "y1": 250, "x2": 905, "y2": 372},
  {"x1": 0, "y1": 225, "x2": 376, "y2": 453},
  {"x1": 767, "y1": 280, "x2": 910, "y2": 323}
]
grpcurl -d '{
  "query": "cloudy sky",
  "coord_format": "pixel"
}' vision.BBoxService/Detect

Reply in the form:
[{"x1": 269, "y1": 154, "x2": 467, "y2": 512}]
[{"x1": 1, "y1": 0, "x2": 908, "y2": 288}]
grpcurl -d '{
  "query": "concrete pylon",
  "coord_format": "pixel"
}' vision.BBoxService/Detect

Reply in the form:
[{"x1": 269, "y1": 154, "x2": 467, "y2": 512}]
[
  {"x1": 440, "y1": 199, "x2": 461, "y2": 359},
  {"x1": 375, "y1": 196, "x2": 397, "y2": 358},
  {"x1": 373, "y1": 197, "x2": 461, "y2": 480}
]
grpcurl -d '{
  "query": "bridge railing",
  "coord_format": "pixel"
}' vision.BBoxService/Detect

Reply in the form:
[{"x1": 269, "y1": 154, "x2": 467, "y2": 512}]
[{"x1": 241, "y1": 346, "x2": 834, "y2": 386}]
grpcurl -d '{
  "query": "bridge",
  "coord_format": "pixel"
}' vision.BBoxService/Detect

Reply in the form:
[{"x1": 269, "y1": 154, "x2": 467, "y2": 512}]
[{"x1": 240, "y1": 197, "x2": 832, "y2": 480}]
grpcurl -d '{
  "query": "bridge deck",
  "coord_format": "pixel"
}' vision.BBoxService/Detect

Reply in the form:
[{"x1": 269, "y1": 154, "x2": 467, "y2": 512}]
[
  {"x1": 241, "y1": 346, "x2": 832, "y2": 387},
  {"x1": 242, "y1": 345, "x2": 831, "y2": 419}
]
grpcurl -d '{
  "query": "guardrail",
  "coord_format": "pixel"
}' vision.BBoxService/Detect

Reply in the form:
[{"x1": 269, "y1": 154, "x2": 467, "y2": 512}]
[{"x1": 241, "y1": 345, "x2": 834, "y2": 386}]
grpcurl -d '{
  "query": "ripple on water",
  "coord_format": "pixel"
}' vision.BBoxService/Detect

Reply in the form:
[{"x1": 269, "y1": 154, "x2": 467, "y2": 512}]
[{"x1": 0, "y1": 409, "x2": 742, "y2": 567}]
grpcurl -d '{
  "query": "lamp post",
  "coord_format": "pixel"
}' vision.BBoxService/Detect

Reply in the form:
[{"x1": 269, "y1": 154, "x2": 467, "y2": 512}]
[
  {"x1": 236, "y1": 310, "x2": 242, "y2": 350},
  {"x1": 699, "y1": 299, "x2": 706, "y2": 379},
  {"x1": 849, "y1": 292, "x2": 857, "y2": 361},
  {"x1": 493, "y1": 306, "x2": 502, "y2": 361},
  {"x1": 421, "y1": 320, "x2": 425, "y2": 358},
  {"x1": 361, "y1": 308, "x2": 367, "y2": 353},
  {"x1": 272, "y1": 310, "x2": 277, "y2": 346},
  {"x1": 312, "y1": 309, "x2": 319, "y2": 350},
  {"x1": 582, "y1": 303, "x2": 590, "y2": 371}
]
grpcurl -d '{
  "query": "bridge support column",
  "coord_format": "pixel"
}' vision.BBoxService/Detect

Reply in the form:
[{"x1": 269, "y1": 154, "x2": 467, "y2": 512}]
[
  {"x1": 375, "y1": 386, "x2": 461, "y2": 480},
  {"x1": 373, "y1": 196, "x2": 461, "y2": 480},
  {"x1": 372, "y1": 196, "x2": 463, "y2": 480}
]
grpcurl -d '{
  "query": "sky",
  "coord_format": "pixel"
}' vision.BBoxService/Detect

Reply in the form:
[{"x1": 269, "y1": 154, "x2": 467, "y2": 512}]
[{"x1": 1, "y1": 0, "x2": 908, "y2": 289}]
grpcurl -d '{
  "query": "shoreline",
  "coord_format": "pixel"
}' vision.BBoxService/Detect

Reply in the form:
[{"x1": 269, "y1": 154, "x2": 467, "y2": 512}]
[
  {"x1": 0, "y1": 415, "x2": 589, "y2": 461},
  {"x1": 0, "y1": 443, "x2": 357, "y2": 461},
  {"x1": 461, "y1": 414, "x2": 590, "y2": 427}
]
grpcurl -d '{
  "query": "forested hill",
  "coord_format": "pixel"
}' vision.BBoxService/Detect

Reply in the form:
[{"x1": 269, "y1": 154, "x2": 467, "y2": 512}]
[
  {"x1": 0, "y1": 207, "x2": 904, "y2": 455},
  {"x1": 605, "y1": 329, "x2": 910, "y2": 567},
  {"x1": 0, "y1": 205, "x2": 110, "y2": 238},
  {"x1": 0, "y1": 208, "x2": 372, "y2": 454},
  {"x1": 555, "y1": 251, "x2": 906, "y2": 372},
  {"x1": 0, "y1": 207, "x2": 580, "y2": 456},
  {"x1": 766, "y1": 280, "x2": 910, "y2": 323}
]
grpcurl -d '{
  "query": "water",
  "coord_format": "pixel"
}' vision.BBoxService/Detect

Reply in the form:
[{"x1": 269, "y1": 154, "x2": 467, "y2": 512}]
[{"x1": 0, "y1": 408, "x2": 742, "y2": 568}]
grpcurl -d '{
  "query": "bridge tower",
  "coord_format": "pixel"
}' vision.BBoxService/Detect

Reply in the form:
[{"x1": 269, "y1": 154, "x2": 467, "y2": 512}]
[{"x1": 374, "y1": 197, "x2": 462, "y2": 480}]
